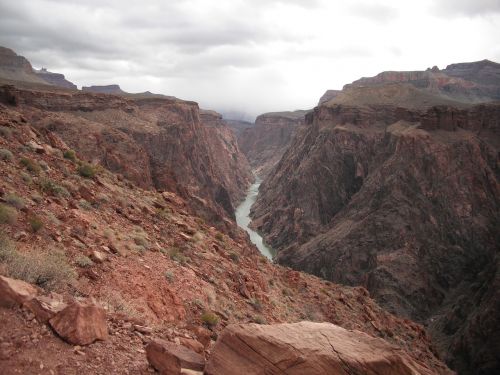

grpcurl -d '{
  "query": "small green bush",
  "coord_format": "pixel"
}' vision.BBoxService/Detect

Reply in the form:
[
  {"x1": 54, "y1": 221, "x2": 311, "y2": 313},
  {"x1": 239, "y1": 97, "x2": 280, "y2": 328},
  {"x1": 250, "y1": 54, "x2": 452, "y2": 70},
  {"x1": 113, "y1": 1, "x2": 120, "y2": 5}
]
[
  {"x1": 0, "y1": 204, "x2": 18, "y2": 225},
  {"x1": 249, "y1": 298, "x2": 263, "y2": 312},
  {"x1": 21, "y1": 172, "x2": 32, "y2": 184},
  {"x1": 165, "y1": 271, "x2": 175, "y2": 282},
  {"x1": 38, "y1": 178, "x2": 70, "y2": 197},
  {"x1": 133, "y1": 235, "x2": 149, "y2": 248},
  {"x1": 20, "y1": 157, "x2": 41, "y2": 174},
  {"x1": 5, "y1": 194, "x2": 25, "y2": 209},
  {"x1": 229, "y1": 252, "x2": 240, "y2": 263},
  {"x1": 0, "y1": 232, "x2": 15, "y2": 262},
  {"x1": 0, "y1": 148, "x2": 13, "y2": 161},
  {"x1": 78, "y1": 199, "x2": 93, "y2": 210},
  {"x1": 28, "y1": 215, "x2": 44, "y2": 233},
  {"x1": 63, "y1": 149, "x2": 77, "y2": 162},
  {"x1": 215, "y1": 232, "x2": 224, "y2": 241},
  {"x1": 201, "y1": 312, "x2": 219, "y2": 328},
  {"x1": 0, "y1": 127, "x2": 12, "y2": 138},
  {"x1": 75, "y1": 255, "x2": 94, "y2": 268},
  {"x1": 78, "y1": 163, "x2": 96, "y2": 178}
]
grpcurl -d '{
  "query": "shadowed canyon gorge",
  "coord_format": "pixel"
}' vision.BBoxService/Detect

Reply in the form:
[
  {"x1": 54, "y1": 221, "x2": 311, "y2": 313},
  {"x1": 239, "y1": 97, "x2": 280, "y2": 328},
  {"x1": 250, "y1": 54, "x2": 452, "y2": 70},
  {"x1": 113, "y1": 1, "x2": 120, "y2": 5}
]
[{"x1": 0, "y1": 44, "x2": 499, "y2": 375}]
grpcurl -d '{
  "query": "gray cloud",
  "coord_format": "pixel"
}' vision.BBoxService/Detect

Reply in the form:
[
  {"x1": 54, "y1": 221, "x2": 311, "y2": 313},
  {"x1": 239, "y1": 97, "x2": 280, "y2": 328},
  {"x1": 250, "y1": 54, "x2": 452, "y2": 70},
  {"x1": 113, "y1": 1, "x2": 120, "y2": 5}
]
[
  {"x1": 0, "y1": 0, "x2": 498, "y2": 117},
  {"x1": 433, "y1": 0, "x2": 500, "y2": 17}
]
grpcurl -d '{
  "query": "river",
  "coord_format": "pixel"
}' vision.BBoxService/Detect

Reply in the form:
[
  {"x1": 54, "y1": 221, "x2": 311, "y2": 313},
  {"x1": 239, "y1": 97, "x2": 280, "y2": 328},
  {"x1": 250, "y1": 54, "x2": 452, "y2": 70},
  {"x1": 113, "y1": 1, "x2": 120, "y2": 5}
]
[{"x1": 235, "y1": 178, "x2": 276, "y2": 260}]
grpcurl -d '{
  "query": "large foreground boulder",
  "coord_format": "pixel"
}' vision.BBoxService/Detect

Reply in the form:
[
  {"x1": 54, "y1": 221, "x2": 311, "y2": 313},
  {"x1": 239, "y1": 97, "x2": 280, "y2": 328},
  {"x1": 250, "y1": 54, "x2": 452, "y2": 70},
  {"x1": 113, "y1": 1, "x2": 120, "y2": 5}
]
[
  {"x1": 0, "y1": 275, "x2": 38, "y2": 307},
  {"x1": 205, "y1": 322, "x2": 440, "y2": 375},
  {"x1": 49, "y1": 301, "x2": 108, "y2": 345},
  {"x1": 146, "y1": 339, "x2": 205, "y2": 374}
]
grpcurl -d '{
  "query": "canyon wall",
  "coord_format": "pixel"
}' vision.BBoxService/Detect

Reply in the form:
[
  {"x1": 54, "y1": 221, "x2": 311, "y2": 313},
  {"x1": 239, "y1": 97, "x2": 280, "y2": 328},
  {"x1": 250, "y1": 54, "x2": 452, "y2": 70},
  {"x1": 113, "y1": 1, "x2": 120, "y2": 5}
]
[
  {"x1": 238, "y1": 110, "x2": 308, "y2": 177},
  {"x1": 0, "y1": 84, "x2": 252, "y2": 226},
  {"x1": 251, "y1": 81, "x2": 500, "y2": 374}
]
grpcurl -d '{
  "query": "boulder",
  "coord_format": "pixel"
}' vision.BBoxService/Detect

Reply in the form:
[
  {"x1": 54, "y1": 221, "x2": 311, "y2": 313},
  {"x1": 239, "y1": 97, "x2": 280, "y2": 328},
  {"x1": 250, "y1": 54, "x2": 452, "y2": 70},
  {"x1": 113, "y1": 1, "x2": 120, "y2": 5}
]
[
  {"x1": 205, "y1": 322, "x2": 436, "y2": 375},
  {"x1": 23, "y1": 294, "x2": 67, "y2": 323},
  {"x1": 0, "y1": 275, "x2": 38, "y2": 307},
  {"x1": 90, "y1": 250, "x2": 107, "y2": 263},
  {"x1": 146, "y1": 339, "x2": 205, "y2": 374},
  {"x1": 49, "y1": 302, "x2": 108, "y2": 345},
  {"x1": 179, "y1": 337, "x2": 205, "y2": 354}
]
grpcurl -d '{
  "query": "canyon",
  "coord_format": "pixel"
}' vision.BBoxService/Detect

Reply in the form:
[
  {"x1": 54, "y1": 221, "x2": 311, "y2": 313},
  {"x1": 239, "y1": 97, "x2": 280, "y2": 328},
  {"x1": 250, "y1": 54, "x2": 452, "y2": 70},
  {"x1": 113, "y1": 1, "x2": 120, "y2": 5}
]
[
  {"x1": 0, "y1": 45, "x2": 498, "y2": 375},
  {"x1": 248, "y1": 61, "x2": 500, "y2": 375}
]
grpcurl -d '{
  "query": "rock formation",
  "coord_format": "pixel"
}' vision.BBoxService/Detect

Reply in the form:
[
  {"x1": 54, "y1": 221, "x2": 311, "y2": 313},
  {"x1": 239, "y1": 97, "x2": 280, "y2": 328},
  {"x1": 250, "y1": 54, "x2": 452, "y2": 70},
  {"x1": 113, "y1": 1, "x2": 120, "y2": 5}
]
[
  {"x1": 238, "y1": 110, "x2": 308, "y2": 177},
  {"x1": 82, "y1": 84, "x2": 126, "y2": 95},
  {"x1": 318, "y1": 89, "x2": 341, "y2": 105},
  {"x1": 251, "y1": 63, "x2": 500, "y2": 374},
  {"x1": 0, "y1": 84, "x2": 252, "y2": 227},
  {"x1": 206, "y1": 322, "x2": 447, "y2": 375},
  {"x1": 0, "y1": 46, "x2": 77, "y2": 89},
  {"x1": 34, "y1": 68, "x2": 77, "y2": 90}
]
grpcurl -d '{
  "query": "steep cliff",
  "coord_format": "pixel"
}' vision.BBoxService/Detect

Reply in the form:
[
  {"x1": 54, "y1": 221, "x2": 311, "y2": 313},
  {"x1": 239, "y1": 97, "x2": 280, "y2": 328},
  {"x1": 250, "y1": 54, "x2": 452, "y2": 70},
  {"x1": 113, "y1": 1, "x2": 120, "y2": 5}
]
[
  {"x1": 238, "y1": 110, "x2": 308, "y2": 177},
  {"x1": 34, "y1": 68, "x2": 77, "y2": 90},
  {"x1": 251, "y1": 84, "x2": 500, "y2": 374},
  {"x1": 0, "y1": 84, "x2": 252, "y2": 227}
]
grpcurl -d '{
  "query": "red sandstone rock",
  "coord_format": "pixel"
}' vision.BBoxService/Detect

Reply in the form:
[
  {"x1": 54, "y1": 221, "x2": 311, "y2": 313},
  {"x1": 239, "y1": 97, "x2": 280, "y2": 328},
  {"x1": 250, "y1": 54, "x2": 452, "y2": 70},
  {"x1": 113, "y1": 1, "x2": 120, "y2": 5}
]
[
  {"x1": 23, "y1": 294, "x2": 67, "y2": 323},
  {"x1": 49, "y1": 302, "x2": 108, "y2": 345},
  {"x1": 0, "y1": 275, "x2": 38, "y2": 307},
  {"x1": 179, "y1": 337, "x2": 205, "y2": 354},
  {"x1": 205, "y1": 322, "x2": 436, "y2": 375},
  {"x1": 145, "y1": 339, "x2": 205, "y2": 374}
]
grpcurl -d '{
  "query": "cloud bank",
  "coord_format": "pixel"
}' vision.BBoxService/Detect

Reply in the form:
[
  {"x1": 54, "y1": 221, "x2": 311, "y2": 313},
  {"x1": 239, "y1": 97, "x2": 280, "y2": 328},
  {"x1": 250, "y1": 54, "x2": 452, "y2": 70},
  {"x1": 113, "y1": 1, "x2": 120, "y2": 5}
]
[{"x1": 0, "y1": 0, "x2": 499, "y2": 119}]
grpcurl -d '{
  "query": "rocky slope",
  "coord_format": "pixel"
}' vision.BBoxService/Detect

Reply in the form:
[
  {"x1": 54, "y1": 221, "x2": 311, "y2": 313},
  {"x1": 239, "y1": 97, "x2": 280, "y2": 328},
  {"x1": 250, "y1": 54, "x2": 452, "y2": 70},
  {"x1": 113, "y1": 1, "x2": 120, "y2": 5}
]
[
  {"x1": 0, "y1": 102, "x2": 450, "y2": 373},
  {"x1": 82, "y1": 85, "x2": 126, "y2": 95},
  {"x1": 251, "y1": 67, "x2": 500, "y2": 374},
  {"x1": 225, "y1": 119, "x2": 253, "y2": 138},
  {"x1": 0, "y1": 83, "x2": 252, "y2": 228},
  {"x1": 238, "y1": 110, "x2": 308, "y2": 177}
]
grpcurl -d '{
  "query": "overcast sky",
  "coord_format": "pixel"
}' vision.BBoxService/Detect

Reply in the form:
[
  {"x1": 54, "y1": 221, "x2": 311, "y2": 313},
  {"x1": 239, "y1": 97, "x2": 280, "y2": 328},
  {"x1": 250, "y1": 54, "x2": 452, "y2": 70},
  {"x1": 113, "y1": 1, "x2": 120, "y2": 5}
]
[{"x1": 1, "y1": 0, "x2": 499, "y2": 119}]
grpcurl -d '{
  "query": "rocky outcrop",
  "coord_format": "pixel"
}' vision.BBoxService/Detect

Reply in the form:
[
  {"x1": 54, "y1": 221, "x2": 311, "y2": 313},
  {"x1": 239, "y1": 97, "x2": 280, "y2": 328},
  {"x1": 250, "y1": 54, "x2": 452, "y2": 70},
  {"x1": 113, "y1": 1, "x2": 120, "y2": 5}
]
[
  {"x1": 225, "y1": 119, "x2": 253, "y2": 138},
  {"x1": 238, "y1": 110, "x2": 308, "y2": 177},
  {"x1": 34, "y1": 68, "x2": 77, "y2": 90},
  {"x1": 0, "y1": 275, "x2": 39, "y2": 307},
  {"x1": 146, "y1": 339, "x2": 205, "y2": 374},
  {"x1": 318, "y1": 89, "x2": 341, "y2": 105},
  {"x1": 0, "y1": 46, "x2": 49, "y2": 85},
  {"x1": 0, "y1": 84, "x2": 252, "y2": 227},
  {"x1": 49, "y1": 302, "x2": 108, "y2": 345},
  {"x1": 251, "y1": 98, "x2": 500, "y2": 374},
  {"x1": 206, "y1": 322, "x2": 446, "y2": 375},
  {"x1": 82, "y1": 84, "x2": 126, "y2": 95}
]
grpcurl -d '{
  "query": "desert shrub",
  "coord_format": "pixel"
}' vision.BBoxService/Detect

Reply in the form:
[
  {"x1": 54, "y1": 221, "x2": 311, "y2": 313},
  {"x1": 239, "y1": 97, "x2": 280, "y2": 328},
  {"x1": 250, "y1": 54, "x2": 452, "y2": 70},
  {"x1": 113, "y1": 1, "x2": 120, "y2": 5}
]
[
  {"x1": 63, "y1": 149, "x2": 77, "y2": 162},
  {"x1": 78, "y1": 199, "x2": 93, "y2": 210},
  {"x1": 0, "y1": 232, "x2": 15, "y2": 262},
  {"x1": 38, "y1": 178, "x2": 70, "y2": 197},
  {"x1": 201, "y1": 312, "x2": 219, "y2": 328},
  {"x1": 38, "y1": 160, "x2": 49, "y2": 171},
  {"x1": 252, "y1": 315, "x2": 267, "y2": 324},
  {"x1": 20, "y1": 157, "x2": 41, "y2": 174},
  {"x1": 0, "y1": 148, "x2": 13, "y2": 161},
  {"x1": 4, "y1": 247, "x2": 76, "y2": 290},
  {"x1": 156, "y1": 208, "x2": 172, "y2": 220},
  {"x1": 229, "y1": 252, "x2": 240, "y2": 263},
  {"x1": 31, "y1": 193, "x2": 43, "y2": 203},
  {"x1": 78, "y1": 163, "x2": 96, "y2": 178},
  {"x1": 75, "y1": 255, "x2": 93, "y2": 268},
  {"x1": 133, "y1": 235, "x2": 149, "y2": 248},
  {"x1": 28, "y1": 215, "x2": 44, "y2": 233},
  {"x1": 21, "y1": 172, "x2": 32, "y2": 184},
  {"x1": 0, "y1": 204, "x2": 18, "y2": 225},
  {"x1": 249, "y1": 298, "x2": 263, "y2": 312},
  {"x1": 192, "y1": 232, "x2": 204, "y2": 242},
  {"x1": 165, "y1": 270, "x2": 175, "y2": 282},
  {"x1": 169, "y1": 247, "x2": 190, "y2": 265},
  {"x1": 215, "y1": 232, "x2": 224, "y2": 241},
  {"x1": 0, "y1": 127, "x2": 12, "y2": 138},
  {"x1": 5, "y1": 193, "x2": 25, "y2": 209}
]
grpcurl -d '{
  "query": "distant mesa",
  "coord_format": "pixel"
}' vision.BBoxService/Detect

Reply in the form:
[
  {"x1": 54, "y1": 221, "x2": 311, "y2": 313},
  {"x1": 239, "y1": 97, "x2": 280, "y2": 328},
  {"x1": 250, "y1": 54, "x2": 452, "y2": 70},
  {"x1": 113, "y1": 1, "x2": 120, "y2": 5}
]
[
  {"x1": 34, "y1": 68, "x2": 77, "y2": 90},
  {"x1": 82, "y1": 84, "x2": 126, "y2": 95}
]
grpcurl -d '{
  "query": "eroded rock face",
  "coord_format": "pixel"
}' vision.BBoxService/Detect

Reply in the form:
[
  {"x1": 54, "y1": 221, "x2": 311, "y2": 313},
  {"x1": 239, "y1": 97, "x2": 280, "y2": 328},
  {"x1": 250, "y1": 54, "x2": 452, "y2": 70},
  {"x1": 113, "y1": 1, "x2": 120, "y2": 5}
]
[
  {"x1": 0, "y1": 84, "x2": 252, "y2": 228},
  {"x1": 251, "y1": 100, "x2": 500, "y2": 374},
  {"x1": 238, "y1": 110, "x2": 308, "y2": 177},
  {"x1": 34, "y1": 68, "x2": 77, "y2": 90},
  {"x1": 318, "y1": 89, "x2": 342, "y2": 105},
  {"x1": 49, "y1": 302, "x2": 108, "y2": 345},
  {"x1": 205, "y1": 322, "x2": 443, "y2": 375}
]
